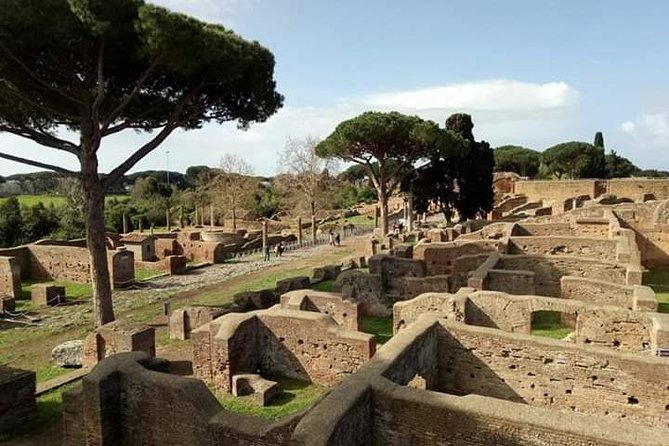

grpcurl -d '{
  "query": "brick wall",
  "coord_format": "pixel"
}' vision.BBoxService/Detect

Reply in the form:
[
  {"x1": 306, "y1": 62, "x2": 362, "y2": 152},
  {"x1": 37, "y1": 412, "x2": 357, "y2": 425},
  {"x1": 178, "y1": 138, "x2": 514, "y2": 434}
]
[
  {"x1": 509, "y1": 236, "x2": 618, "y2": 263},
  {"x1": 280, "y1": 290, "x2": 361, "y2": 331},
  {"x1": 514, "y1": 179, "x2": 598, "y2": 204},
  {"x1": 438, "y1": 321, "x2": 669, "y2": 428}
]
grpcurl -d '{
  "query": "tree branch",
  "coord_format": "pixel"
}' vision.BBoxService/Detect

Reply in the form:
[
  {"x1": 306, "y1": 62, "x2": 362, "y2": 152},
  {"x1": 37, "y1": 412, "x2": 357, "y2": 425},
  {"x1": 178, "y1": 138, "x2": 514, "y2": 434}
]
[
  {"x1": 91, "y1": 39, "x2": 106, "y2": 124},
  {"x1": 101, "y1": 61, "x2": 159, "y2": 132},
  {"x1": 0, "y1": 152, "x2": 77, "y2": 175},
  {"x1": 0, "y1": 42, "x2": 82, "y2": 105},
  {"x1": 102, "y1": 123, "x2": 179, "y2": 188},
  {"x1": 0, "y1": 125, "x2": 79, "y2": 154}
]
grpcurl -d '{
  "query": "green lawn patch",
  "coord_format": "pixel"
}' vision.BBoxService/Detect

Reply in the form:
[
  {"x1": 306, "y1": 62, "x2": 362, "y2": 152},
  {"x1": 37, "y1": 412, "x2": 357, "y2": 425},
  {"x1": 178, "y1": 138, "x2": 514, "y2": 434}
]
[
  {"x1": 642, "y1": 270, "x2": 669, "y2": 313},
  {"x1": 214, "y1": 376, "x2": 325, "y2": 421},
  {"x1": 311, "y1": 279, "x2": 335, "y2": 292},
  {"x1": 530, "y1": 311, "x2": 574, "y2": 339},
  {"x1": 329, "y1": 214, "x2": 376, "y2": 227},
  {"x1": 135, "y1": 267, "x2": 162, "y2": 281},
  {"x1": 361, "y1": 316, "x2": 393, "y2": 345},
  {"x1": 0, "y1": 194, "x2": 126, "y2": 207},
  {"x1": 20, "y1": 280, "x2": 92, "y2": 303}
]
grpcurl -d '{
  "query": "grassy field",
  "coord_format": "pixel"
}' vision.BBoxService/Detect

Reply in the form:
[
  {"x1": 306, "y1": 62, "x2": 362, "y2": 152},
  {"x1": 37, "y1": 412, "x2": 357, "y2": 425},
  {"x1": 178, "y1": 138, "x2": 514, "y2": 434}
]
[
  {"x1": 361, "y1": 316, "x2": 393, "y2": 345},
  {"x1": 0, "y1": 194, "x2": 127, "y2": 207},
  {"x1": 214, "y1": 376, "x2": 325, "y2": 421},
  {"x1": 311, "y1": 279, "x2": 335, "y2": 292},
  {"x1": 642, "y1": 270, "x2": 669, "y2": 313},
  {"x1": 530, "y1": 311, "x2": 574, "y2": 339}
]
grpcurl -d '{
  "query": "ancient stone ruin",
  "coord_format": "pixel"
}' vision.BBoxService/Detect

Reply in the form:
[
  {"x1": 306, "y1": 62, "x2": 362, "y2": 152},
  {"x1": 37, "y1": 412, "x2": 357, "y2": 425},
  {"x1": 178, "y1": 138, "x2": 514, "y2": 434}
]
[{"x1": 59, "y1": 198, "x2": 669, "y2": 445}]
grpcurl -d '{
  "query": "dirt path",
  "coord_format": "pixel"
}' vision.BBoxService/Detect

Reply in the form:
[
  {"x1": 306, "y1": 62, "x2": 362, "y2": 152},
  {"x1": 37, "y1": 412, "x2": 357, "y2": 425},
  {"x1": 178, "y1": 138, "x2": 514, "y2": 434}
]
[{"x1": 3, "y1": 235, "x2": 371, "y2": 446}]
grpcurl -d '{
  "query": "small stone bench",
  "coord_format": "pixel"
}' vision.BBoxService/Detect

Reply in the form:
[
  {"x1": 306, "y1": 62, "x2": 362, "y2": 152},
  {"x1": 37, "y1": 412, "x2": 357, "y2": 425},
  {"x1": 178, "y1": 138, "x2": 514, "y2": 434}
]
[
  {"x1": 31, "y1": 284, "x2": 65, "y2": 306},
  {"x1": 232, "y1": 374, "x2": 279, "y2": 406}
]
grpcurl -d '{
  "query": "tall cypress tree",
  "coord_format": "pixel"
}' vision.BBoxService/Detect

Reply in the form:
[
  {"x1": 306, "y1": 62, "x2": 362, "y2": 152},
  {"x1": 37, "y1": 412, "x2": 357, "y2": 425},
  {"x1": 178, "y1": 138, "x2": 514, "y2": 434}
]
[{"x1": 594, "y1": 131, "x2": 605, "y2": 148}]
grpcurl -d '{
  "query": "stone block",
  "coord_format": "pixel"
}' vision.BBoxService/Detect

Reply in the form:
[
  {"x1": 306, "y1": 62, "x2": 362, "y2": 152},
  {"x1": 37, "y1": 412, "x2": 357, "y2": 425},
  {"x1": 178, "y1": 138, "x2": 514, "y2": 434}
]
[
  {"x1": 164, "y1": 255, "x2": 187, "y2": 275},
  {"x1": 31, "y1": 284, "x2": 66, "y2": 306},
  {"x1": 232, "y1": 289, "x2": 278, "y2": 312},
  {"x1": 51, "y1": 340, "x2": 83, "y2": 367},
  {"x1": 83, "y1": 321, "x2": 155, "y2": 367},
  {"x1": 0, "y1": 365, "x2": 36, "y2": 432},
  {"x1": 232, "y1": 374, "x2": 279, "y2": 406},
  {"x1": 0, "y1": 293, "x2": 15, "y2": 314},
  {"x1": 275, "y1": 276, "x2": 310, "y2": 295},
  {"x1": 391, "y1": 244, "x2": 413, "y2": 259},
  {"x1": 312, "y1": 264, "x2": 341, "y2": 282},
  {"x1": 0, "y1": 256, "x2": 21, "y2": 299},
  {"x1": 169, "y1": 306, "x2": 228, "y2": 340}
]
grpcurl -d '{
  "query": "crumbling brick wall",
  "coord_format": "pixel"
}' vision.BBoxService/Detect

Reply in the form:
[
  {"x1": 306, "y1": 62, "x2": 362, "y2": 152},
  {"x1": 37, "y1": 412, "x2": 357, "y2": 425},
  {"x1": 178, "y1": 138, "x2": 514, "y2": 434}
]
[
  {"x1": 369, "y1": 255, "x2": 426, "y2": 297},
  {"x1": 0, "y1": 256, "x2": 21, "y2": 299},
  {"x1": 514, "y1": 179, "x2": 598, "y2": 204},
  {"x1": 498, "y1": 255, "x2": 628, "y2": 297},
  {"x1": 508, "y1": 236, "x2": 618, "y2": 262},
  {"x1": 280, "y1": 290, "x2": 361, "y2": 331},
  {"x1": 437, "y1": 321, "x2": 669, "y2": 428},
  {"x1": 560, "y1": 276, "x2": 657, "y2": 311},
  {"x1": 414, "y1": 240, "x2": 501, "y2": 276},
  {"x1": 194, "y1": 307, "x2": 375, "y2": 393}
]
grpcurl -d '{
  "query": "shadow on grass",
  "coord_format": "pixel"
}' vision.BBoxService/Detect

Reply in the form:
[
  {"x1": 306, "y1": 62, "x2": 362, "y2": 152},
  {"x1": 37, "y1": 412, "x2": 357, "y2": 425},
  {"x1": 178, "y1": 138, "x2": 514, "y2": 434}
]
[{"x1": 361, "y1": 316, "x2": 393, "y2": 345}]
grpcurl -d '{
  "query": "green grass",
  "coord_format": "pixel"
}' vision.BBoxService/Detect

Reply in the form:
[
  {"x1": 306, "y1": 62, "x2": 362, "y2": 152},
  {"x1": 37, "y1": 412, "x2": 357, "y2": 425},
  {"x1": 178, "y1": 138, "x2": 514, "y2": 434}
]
[
  {"x1": 530, "y1": 311, "x2": 574, "y2": 339},
  {"x1": 361, "y1": 316, "x2": 393, "y2": 345},
  {"x1": 311, "y1": 279, "x2": 335, "y2": 292},
  {"x1": 135, "y1": 267, "x2": 162, "y2": 281},
  {"x1": 0, "y1": 194, "x2": 126, "y2": 207},
  {"x1": 642, "y1": 270, "x2": 669, "y2": 313},
  {"x1": 35, "y1": 364, "x2": 69, "y2": 383},
  {"x1": 189, "y1": 248, "x2": 353, "y2": 307},
  {"x1": 20, "y1": 279, "x2": 93, "y2": 304},
  {"x1": 329, "y1": 214, "x2": 376, "y2": 227},
  {"x1": 0, "y1": 381, "x2": 79, "y2": 442},
  {"x1": 214, "y1": 376, "x2": 325, "y2": 421}
]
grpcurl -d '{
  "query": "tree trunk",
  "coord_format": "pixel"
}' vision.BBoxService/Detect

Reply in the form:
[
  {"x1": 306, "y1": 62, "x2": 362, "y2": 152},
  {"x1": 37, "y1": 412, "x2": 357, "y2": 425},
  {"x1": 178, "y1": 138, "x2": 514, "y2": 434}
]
[
  {"x1": 81, "y1": 152, "x2": 115, "y2": 327},
  {"x1": 311, "y1": 214, "x2": 317, "y2": 243},
  {"x1": 374, "y1": 162, "x2": 389, "y2": 235},
  {"x1": 166, "y1": 207, "x2": 171, "y2": 231},
  {"x1": 232, "y1": 208, "x2": 237, "y2": 231}
]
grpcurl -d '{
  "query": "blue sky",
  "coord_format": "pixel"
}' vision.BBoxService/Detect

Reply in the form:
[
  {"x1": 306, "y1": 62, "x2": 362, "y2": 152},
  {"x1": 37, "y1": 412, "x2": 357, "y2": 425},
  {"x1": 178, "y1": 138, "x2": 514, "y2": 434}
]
[{"x1": 2, "y1": 0, "x2": 668, "y2": 176}]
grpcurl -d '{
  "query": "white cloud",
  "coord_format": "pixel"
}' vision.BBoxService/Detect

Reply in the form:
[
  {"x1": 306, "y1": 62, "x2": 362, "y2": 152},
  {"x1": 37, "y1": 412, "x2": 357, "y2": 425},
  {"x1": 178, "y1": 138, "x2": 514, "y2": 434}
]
[
  {"x1": 621, "y1": 120, "x2": 636, "y2": 135},
  {"x1": 0, "y1": 79, "x2": 580, "y2": 177},
  {"x1": 366, "y1": 80, "x2": 578, "y2": 112},
  {"x1": 621, "y1": 113, "x2": 669, "y2": 142}
]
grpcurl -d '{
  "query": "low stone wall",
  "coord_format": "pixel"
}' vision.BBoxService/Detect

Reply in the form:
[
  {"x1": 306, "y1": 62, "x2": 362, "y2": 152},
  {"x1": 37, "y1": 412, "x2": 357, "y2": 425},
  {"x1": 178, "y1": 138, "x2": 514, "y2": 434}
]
[
  {"x1": 169, "y1": 306, "x2": 227, "y2": 340},
  {"x1": 607, "y1": 178, "x2": 669, "y2": 200},
  {"x1": 508, "y1": 236, "x2": 618, "y2": 263},
  {"x1": 369, "y1": 255, "x2": 426, "y2": 297},
  {"x1": 293, "y1": 316, "x2": 669, "y2": 445},
  {"x1": 280, "y1": 290, "x2": 361, "y2": 331},
  {"x1": 333, "y1": 270, "x2": 386, "y2": 316},
  {"x1": 486, "y1": 269, "x2": 535, "y2": 295},
  {"x1": 498, "y1": 254, "x2": 629, "y2": 297},
  {"x1": 515, "y1": 179, "x2": 598, "y2": 204},
  {"x1": 414, "y1": 240, "x2": 501, "y2": 276},
  {"x1": 512, "y1": 222, "x2": 573, "y2": 236},
  {"x1": 394, "y1": 290, "x2": 669, "y2": 354},
  {"x1": 82, "y1": 321, "x2": 155, "y2": 367},
  {"x1": 438, "y1": 320, "x2": 669, "y2": 429},
  {"x1": 192, "y1": 306, "x2": 375, "y2": 393},
  {"x1": 560, "y1": 276, "x2": 657, "y2": 311}
]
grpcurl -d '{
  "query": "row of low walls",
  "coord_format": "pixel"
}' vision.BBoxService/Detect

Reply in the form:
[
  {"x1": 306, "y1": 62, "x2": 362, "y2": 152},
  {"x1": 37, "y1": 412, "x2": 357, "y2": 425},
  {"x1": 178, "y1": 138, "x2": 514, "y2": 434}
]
[
  {"x1": 0, "y1": 244, "x2": 134, "y2": 290},
  {"x1": 292, "y1": 316, "x2": 669, "y2": 445},
  {"x1": 560, "y1": 276, "x2": 658, "y2": 311},
  {"x1": 498, "y1": 254, "x2": 633, "y2": 297},
  {"x1": 414, "y1": 240, "x2": 502, "y2": 276},
  {"x1": 514, "y1": 179, "x2": 599, "y2": 205},
  {"x1": 508, "y1": 236, "x2": 619, "y2": 263},
  {"x1": 394, "y1": 291, "x2": 669, "y2": 354},
  {"x1": 192, "y1": 306, "x2": 375, "y2": 393},
  {"x1": 607, "y1": 178, "x2": 669, "y2": 201}
]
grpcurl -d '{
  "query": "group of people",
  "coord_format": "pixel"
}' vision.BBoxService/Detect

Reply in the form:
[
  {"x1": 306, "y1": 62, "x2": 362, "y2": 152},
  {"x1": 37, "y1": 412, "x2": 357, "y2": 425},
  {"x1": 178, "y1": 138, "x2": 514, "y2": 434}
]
[
  {"x1": 263, "y1": 241, "x2": 285, "y2": 261},
  {"x1": 328, "y1": 230, "x2": 341, "y2": 247}
]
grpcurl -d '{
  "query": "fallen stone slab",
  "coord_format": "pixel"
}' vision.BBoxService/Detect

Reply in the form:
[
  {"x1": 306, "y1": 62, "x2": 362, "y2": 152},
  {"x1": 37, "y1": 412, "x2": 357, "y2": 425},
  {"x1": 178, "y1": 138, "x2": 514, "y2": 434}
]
[{"x1": 51, "y1": 340, "x2": 83, "y2": 367}]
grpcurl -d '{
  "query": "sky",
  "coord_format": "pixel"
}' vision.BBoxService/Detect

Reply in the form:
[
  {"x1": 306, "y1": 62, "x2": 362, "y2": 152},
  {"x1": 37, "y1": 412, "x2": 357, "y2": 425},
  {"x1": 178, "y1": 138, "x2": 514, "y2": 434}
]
[{"x1": 2, "y1": 0, "x2": 669, "y2": 177}]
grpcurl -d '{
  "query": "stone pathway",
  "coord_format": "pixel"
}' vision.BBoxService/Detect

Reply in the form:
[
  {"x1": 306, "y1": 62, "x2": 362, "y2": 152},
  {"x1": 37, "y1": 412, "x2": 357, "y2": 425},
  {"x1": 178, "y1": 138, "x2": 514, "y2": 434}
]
[{"x1": 25, "y1": 240, "x2": 362, "y2": 331}]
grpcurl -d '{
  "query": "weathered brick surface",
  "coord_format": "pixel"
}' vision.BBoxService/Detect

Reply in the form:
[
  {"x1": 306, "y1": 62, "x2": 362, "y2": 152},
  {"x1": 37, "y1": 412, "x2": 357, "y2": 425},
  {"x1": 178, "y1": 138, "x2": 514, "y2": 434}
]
[
  {"x1": 169, "y1": 306, "x2": 227, "y2": 340},
  {"x1": 82, "y1": 321, "x2": 155, "y2": 367},
  {"x1": 0, "y1": 256, "x2": 21, "y2": 299},
  {"x1": 194, "y1": 307, "x2": 375, "y2": 393},
  {"x1": 414, "y1": 240, "x2": 501, "y2": 276},
  {"x1": 438, "y1": 321, "x2": 669, "y2": 429},
  {"x1": 0, "y1": 365, "x2": 36, "y2": 433},
  {"x1": 280, "y1": 290, "x2": 360, "y2": 331},
  {"x1": 333, "y1": 269, "x2": 386, "y2": 316},
  {"x1": 30, "y1": 284, "x2": 65, "y2": 306},
  {"x1": 509, "y1": 236, "x2": 618, "y2": 262}
]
